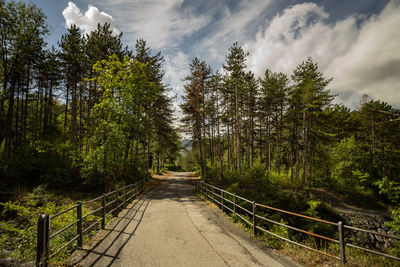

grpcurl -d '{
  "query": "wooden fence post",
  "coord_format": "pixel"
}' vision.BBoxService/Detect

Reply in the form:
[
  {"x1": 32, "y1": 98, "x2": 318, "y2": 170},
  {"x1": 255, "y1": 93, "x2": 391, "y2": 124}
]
[
  {"x1": 338, "y1": 221, "x2": 346, "y2": 263},
  {"x1": 77, "y1": 202, "x2": 83, "y2": 248}
]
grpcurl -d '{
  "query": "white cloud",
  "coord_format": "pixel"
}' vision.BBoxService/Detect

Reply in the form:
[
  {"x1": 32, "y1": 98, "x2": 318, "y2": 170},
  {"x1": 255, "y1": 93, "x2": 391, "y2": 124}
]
[
  {"x1": 62, "y1": 2, "x2": 120, "y2": 35},
  {"x1": 94, "y1": 0, "x2": 210, "y2": 49},
  {"x1": 197, "y1": 0, "x2": 273, "y2": 63},
  {"x1": 164, "y1": 51, "x2": 191, "y2": 123},
  {"x1": 245, "y1": 0, "x2": 400, "y2": 108}
]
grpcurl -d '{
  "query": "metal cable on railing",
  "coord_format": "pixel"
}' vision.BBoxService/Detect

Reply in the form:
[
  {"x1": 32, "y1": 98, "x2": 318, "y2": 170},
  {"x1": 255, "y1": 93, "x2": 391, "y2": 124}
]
[
  {"x1": 36, "y1": 179, "x2": 146, "y2": 266},
  {"x1": 196, "y1": 180, "x2": 400, "y2": 264}
]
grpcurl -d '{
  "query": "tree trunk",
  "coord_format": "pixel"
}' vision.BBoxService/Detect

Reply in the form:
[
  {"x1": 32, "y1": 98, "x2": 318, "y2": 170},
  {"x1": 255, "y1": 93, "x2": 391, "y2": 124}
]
[
  {"x1": 302, "y1": 110, "x2": 308, "y2": 185},
  {"x1": 64, "y1": 85, "x2": 69, "y2": 143}
]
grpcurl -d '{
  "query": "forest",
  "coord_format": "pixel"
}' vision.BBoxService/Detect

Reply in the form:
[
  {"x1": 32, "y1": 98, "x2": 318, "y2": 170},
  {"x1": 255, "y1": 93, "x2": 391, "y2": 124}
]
[
  {"x1": 1, "y1": 0, "x2": 400, "y2": 265},
  {"x1": 0, "y1": 0, "x2": 180, "y2": 196},
  {"x1": 179, "y1": 42, "x2": 400, "y2": 231}
]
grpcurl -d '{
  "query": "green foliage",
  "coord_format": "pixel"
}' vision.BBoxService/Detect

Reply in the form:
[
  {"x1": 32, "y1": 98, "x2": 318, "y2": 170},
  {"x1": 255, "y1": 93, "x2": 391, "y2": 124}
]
[
  {"x1": 262, "y1": 219, "x2": 289, "y2": 249},
  {"x1": 384, "y1": 208, "x2": 400, "y2": 258},
  {"x1": 0, "y1": 199, "x2": 103, "y2": 264},
  {"x1": 331, "y1": 136, "x2": 366, "y2": 186},
  {"x1": 386, "y1": 208, "x2": 400, "y2": 236},
  {"x1": 374, "y1": 177, "x2": 400, "y2": 204}
]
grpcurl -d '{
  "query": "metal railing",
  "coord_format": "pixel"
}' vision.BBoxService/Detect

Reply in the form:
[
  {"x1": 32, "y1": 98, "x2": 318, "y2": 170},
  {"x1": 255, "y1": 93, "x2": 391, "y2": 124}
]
[
  {"x1": 196, "y1": 180, "x2": 400, "y2": 264},
  {"x1": 36, "y1": 179, "x2": 145, "y2": 266}
]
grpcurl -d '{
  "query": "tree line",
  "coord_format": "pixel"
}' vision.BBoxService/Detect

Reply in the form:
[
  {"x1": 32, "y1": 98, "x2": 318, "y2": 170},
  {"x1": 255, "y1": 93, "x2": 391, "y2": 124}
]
[
  {"x1": 181, "y1": 42, "x2": 400, "y2": 205},
  {"x1": 0, "y1": 1, "x2": 179, "y2": 194}
]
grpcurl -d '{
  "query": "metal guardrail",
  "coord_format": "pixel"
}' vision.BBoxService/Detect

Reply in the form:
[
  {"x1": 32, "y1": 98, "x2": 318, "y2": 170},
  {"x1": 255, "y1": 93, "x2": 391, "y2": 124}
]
[
  {"x1": 196, "y1": 180, "x2": 400, "y2": 264},
  {"x1": 36, "y1": 179, "x2": 145, "y2": 266}
]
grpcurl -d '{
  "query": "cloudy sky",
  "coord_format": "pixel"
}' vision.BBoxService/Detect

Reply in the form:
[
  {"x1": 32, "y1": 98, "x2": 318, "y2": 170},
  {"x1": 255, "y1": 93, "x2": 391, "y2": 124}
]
[{"x1": 28, "y1": 0, "x2": 400, "y2": 117}]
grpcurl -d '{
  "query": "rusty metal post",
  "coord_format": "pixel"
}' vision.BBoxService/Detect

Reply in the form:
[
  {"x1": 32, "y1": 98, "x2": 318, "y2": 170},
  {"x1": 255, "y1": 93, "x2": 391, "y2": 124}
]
[
  {"x1": 338, "y1": 221, "x2": 346, "y2": 264},
  {"x1": 253, "y1": 201, "x2": 257, "y2": 236},
  {"x1": 77, "y1": 202, "x2": 83, "y2": 247}
]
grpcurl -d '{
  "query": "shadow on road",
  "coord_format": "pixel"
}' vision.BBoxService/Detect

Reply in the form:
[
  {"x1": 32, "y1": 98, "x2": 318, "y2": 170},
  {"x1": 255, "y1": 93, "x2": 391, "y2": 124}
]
[{"x1": 69, "y1": 192, "x2": 152, "y2": 266}]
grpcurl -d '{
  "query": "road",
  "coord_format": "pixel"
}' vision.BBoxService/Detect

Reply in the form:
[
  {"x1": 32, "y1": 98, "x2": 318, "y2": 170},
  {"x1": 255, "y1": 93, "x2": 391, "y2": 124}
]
[{"x1": 68, "y1": 172, "x2": 299, "y2": 267}]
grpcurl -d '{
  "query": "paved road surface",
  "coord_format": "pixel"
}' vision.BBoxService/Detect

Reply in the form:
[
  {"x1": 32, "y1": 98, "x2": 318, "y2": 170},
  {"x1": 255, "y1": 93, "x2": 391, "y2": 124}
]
[{"x1": 69, "y1": 172, "x2": 299, "y2": 267}]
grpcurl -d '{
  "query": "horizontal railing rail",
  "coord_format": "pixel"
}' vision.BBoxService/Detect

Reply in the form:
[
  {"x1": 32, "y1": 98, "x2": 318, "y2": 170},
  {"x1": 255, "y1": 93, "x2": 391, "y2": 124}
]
[
  {"x1": 196, "y1": 180, "x2": 400, "y2": 264},
  {"x1": 36, "y1": 179, "x2": 145, "y2": 266}
]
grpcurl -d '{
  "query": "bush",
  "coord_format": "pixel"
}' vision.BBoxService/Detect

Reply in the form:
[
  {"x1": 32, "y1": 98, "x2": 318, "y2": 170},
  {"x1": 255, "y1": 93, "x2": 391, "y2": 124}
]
[{"x1": 0, "y1": 199, "x2": 102, "y2": 265}]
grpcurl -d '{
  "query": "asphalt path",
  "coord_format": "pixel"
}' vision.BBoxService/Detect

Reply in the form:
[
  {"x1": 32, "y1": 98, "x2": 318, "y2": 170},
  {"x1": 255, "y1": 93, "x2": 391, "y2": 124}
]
[{"x1": 68, "y1": 172, "x2": 300, "y2": 267}]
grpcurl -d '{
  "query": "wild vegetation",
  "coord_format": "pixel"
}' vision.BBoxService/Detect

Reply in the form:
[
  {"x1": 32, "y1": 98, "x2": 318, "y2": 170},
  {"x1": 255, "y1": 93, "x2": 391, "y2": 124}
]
[
  {"x1": 0, "y1": 0, "x2": 179, "y2": 194},
  {"x1": 1, "y1": 0, "x2": 400, "y2": 265},
  {"x1": 0, "y1": 0, "x2": 179, "y2": 263},
  {"x1": 180, "y1": 42, "x2": 400, "y2": 263}
]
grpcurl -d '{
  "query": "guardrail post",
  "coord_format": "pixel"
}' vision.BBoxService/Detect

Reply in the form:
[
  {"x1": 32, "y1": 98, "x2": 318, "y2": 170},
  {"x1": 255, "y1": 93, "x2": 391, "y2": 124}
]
[
  {"x1": 234, "y1": 194, "x2": 237, "y2": 214},
  {"x1": 77, "y1": 202, "x2": 83, "y2": 248},
  {"x1": 196, "y1": 180, "x2": 199, "y2": 191},
  {"x1": 101, "y1": 193, "x2": 106, "y2": 229},
  {"x1": 212, "y1": 186, "x2": 215, "y2": 202},
  {"x1": 36, "y1": 213, "x2": 49, "y2": 267},
  {"x1": 221, "y1": 190, "x2": 224, "y2": 212},
  {"x1": 124, "y1": 186, "x2": 127, "y2": 205},
  {"x1": 338, "y1": 221, "x2": 346, "y2": 264},
  {"x1": 253, "y1": 201, "x2": 257, "y2": 236}
]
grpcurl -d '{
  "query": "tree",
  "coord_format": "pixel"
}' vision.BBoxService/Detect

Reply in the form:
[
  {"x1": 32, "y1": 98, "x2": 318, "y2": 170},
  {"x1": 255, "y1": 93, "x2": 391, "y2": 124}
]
[
  {"x1": 290, "y1": 58, "x2": 333, "y2": 185},
  {"x1": 259, "y1": 70, "x2": 289, "y2": 172},
  {"x1": 58, "y1": 25, "x2": 85, "y2": 143},
  {"x1": 223, "y1": 42, "x2": 248, "y2": 180},
  {"x1": 84, "y1": 55, "x2": 149, "y2": 191},
  {"x1": 181, "y1": 57, "x2": 211, "y2": 178}
]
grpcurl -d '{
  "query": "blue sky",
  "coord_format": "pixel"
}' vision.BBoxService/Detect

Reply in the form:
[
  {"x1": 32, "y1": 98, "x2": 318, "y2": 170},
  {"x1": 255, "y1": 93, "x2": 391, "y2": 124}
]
[{"x1": 26, "y1": 0, "x2": 399, "y2": 118}]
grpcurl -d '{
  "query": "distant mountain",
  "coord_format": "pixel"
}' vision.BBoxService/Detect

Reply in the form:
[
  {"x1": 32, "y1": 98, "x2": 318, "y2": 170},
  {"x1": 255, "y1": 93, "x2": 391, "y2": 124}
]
[{"x1": 181, "y1": 139, "x2": 192, "y2": 150}]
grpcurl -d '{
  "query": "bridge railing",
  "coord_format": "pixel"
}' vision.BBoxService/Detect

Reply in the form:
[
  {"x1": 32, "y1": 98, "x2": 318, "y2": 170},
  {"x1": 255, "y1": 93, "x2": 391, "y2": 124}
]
[
  {"x1": 196, "y1": 180, "x2": 400, "y2": 264},
  {"x1": 36, "y1": 179, "x2": 145, "y2": 266}
]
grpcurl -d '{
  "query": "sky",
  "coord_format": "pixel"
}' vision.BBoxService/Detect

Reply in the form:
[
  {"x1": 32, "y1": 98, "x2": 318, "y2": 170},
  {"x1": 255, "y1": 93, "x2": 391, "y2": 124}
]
[{"x1": 27, "y1": 0, "x2": 400, "y2": 120}]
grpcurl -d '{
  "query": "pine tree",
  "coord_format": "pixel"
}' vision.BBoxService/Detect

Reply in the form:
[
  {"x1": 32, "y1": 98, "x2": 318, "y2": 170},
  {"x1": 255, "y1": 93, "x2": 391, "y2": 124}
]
[{"x1": 59, "y1": 25, "x2": 85, "y2": 143}]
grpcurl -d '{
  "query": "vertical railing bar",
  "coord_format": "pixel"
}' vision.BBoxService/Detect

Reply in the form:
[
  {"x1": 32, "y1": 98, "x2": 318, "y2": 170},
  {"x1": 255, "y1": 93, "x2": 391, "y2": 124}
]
[
  {"x1": 124, "y1": 186, "x2": 126, "y2": 205},
  {"x1": 101, "y1": 193, "x2": 106, "y2": 229},
  {"x1": 338, "y1": 221, "x2": 346, "y2": 263},
  {"x1": 36, "y1": 213, "x2": 49, "y2": 267},
  {"x1": 221, "y1": 190, "x2": 224, "y2": 212},
  {"x1": 253, "y1": 201, "x2": 257, "y2": 236},
  {"x1": 234, "y1": 194, "x2": 237, "y2": 215},
  {"x1": 77, "y1": 202, "x2": 83, "y2": 248}
]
